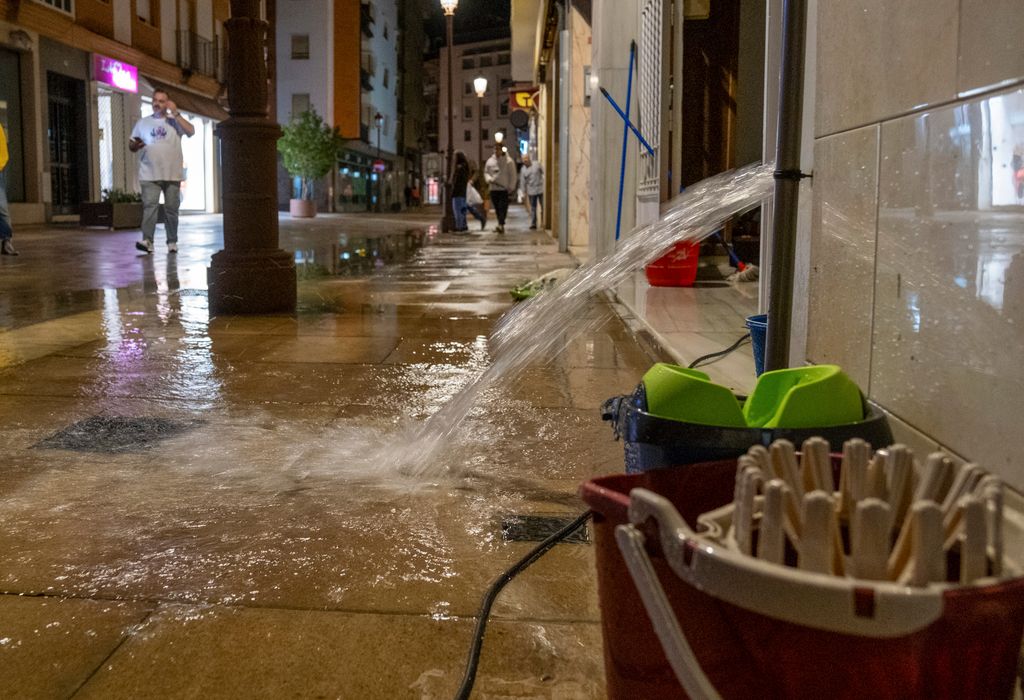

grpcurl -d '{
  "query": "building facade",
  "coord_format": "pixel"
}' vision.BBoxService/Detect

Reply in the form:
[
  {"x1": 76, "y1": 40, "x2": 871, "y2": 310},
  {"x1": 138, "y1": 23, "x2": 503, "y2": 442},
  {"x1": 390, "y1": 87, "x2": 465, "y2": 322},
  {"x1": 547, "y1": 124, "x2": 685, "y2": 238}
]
[
  {"x1": 275, "y1": 0, "x2": 426, "y2": 213},
  {"x1": 512, "y1": 0, "x2": 1024, "y2": 493},
  {"x1": 0, "y1": 0, "x2": 229, "y2": 225},
  {"x1": 438, "y1": 38, "x2": 514, "y2": 177}
]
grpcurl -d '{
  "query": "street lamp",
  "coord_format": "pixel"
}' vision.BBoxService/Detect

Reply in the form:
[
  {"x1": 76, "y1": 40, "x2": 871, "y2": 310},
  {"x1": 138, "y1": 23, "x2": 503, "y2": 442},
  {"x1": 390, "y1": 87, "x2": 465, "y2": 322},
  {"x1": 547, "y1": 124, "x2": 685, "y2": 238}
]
[
  {"x1": 439, "y1": 0, "x2": 458, "y2": 232},
  {"x1": 473, "y1": 76, "x2": 487, "y2": 173},
  {"x1": 374, "y1": 111, "x2": 383, "y2": 212},
  {"x1": 494, "y1": 130, "x2": 504, "y2": 144}
]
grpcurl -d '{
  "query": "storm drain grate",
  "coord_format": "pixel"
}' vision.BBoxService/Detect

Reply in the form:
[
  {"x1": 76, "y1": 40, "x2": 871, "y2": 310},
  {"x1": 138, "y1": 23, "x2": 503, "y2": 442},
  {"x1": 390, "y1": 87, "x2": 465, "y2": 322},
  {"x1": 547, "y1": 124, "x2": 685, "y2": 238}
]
[
  {"x1": 34, "y1": 415, "x2": 203, "y2": 453},
  {"x1": 500, "y1": 514, "x2": 590, "y2": 544}
]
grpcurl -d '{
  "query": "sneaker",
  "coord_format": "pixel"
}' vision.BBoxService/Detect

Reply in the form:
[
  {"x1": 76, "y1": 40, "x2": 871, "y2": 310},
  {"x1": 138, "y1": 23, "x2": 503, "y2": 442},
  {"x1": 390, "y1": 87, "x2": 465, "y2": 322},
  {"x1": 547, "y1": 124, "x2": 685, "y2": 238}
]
[
  {"x1": 480, "y1": 220, "x2": 486, "y2": 231},
  {"x1": 529, "y1": 225, "x2": 537, "y2": 230},
  {"x1": 496, "y1": 225, "x2": 505, "y2": 234},
  {"x1": 167, "y1": 243, "x2": 178, "y2": 253},
  {"x1": 135, "y1": 239, "x2": 154, "y2": 254},
  {"x1": 0, "y1": 240, "x2": 18, "y2": 256}
]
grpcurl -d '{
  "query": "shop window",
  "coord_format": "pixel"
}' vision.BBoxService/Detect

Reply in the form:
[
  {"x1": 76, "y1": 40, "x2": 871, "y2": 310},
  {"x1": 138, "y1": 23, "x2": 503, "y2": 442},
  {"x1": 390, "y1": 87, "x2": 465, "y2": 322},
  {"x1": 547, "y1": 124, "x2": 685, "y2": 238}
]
[{"x1": 291, "y1": 35, "x2": 310, "y2": 60}]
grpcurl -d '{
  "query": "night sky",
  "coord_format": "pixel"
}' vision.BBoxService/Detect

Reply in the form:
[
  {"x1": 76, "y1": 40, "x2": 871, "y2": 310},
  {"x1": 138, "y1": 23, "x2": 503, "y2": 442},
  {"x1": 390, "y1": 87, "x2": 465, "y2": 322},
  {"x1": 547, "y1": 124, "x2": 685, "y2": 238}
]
[{"x1": 422, "y1": 0, "x2": 510, "y2": 53}]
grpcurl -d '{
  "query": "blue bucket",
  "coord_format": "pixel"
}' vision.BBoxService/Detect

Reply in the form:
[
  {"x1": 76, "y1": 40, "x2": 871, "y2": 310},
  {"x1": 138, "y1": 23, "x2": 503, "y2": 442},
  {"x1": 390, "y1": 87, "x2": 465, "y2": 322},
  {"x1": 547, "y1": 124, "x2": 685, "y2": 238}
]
[{"x1": 745, "y1": 314, "x2": 768, "y2": 376}]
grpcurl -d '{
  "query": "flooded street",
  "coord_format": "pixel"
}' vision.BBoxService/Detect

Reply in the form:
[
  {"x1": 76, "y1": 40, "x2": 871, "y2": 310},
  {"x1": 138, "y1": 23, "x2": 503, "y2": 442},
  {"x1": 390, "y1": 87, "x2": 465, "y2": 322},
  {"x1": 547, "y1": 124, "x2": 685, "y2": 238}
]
[{"x1": 0, "y1": 207, "x2": 652, "y2": 698}]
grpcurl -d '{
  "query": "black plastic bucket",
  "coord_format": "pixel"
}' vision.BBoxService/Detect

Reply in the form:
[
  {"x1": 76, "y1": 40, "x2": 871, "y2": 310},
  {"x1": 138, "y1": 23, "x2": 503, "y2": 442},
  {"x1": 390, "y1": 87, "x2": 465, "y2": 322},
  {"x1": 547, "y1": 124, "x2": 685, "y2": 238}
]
[{"x1": 602, "y1": 384, "x2": 894, "y2": 473}]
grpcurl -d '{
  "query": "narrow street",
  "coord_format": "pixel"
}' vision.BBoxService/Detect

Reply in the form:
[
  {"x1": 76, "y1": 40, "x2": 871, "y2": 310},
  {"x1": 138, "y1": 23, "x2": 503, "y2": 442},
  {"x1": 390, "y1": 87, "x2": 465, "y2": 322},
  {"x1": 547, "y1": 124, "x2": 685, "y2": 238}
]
[{"x1": 0, "y1": 205, "x2": 653, "y2": 698}]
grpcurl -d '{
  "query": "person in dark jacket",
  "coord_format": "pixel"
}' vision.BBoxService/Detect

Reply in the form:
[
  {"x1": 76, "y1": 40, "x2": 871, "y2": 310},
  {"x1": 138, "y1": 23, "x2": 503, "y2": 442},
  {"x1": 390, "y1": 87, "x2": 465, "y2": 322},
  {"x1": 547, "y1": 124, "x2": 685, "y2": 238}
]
[{"x1": 450, "y1": 151, "x2": 470, "y2": 232}]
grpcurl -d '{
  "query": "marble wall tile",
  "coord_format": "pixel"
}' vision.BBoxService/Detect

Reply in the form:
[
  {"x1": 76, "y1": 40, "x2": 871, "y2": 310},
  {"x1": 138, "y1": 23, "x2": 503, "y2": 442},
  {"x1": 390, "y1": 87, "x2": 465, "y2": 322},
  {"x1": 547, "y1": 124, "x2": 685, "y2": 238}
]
[
  {"x1": 958, "y1": 0, "x2": 1024, "y2": 96},
  {"x1": 815, "y1": 0, "x2": 958, "y2": 137},
  {"x1": 872, "y1": 88, "x2": 1024, "y2": 490},
  {"x1": 807, "y1": 126, "x2": 879, "y2": 391},
  {"x1": 568, "y1": 5, "x2": 592, "y2": 248}
]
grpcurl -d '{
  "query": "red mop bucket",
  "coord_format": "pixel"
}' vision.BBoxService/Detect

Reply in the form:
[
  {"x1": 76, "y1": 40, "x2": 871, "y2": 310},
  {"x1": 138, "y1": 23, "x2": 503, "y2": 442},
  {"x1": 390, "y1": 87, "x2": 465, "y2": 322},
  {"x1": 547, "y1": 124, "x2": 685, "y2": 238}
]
[
  {"x1": 645, "y1": 241, "x2": 700, "y2": 287},
  {"x1": 582, "y1": 461, "x2": 1024, "y2": 699}
]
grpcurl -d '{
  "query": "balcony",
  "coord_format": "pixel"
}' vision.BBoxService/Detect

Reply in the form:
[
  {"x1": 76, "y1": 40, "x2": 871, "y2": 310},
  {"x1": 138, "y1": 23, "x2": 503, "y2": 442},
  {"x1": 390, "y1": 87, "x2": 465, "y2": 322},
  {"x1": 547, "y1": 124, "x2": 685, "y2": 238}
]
[{"x1": 176, "y1": 30, "x2": 220, "y2": 79}]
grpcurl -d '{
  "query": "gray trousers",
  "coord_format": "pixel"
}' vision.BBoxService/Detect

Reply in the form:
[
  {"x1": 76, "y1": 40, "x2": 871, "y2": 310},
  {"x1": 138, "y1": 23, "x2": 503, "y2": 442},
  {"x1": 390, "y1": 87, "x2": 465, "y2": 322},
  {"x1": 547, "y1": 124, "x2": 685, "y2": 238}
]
[{"x1": 141, "y1": 180, "x2": 181, "y2": 244}]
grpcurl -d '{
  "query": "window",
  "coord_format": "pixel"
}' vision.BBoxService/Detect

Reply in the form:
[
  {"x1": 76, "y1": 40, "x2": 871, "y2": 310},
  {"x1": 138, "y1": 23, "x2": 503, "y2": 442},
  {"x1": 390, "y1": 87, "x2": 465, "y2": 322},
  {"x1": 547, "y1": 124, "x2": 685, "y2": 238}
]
[
  {"x1": 137, "y1": 0, "x2": 152, "y2": 23},
  {"x1": 461, "y1": 57, "x2": 475, "y2": 70},
  {"x1": 291, "y1": 34, "x2": 310, "y2": 60},
  {"x1": 291, "y1": 93, "x2": 310, "y2": 117},
  {"x1": 499, "y1": 101, "x2": 508, "y2": 116},
  {"x1": 383, "y1": 68, "x2": 389, "y2": 89},
  {"x1": 479, "y1": 56, "x2": 492, "y2": 67},
  {"x1": 497, "y1": 52, "x2": 510, "y2": 65},
  {"x1": 482, "y1": 105, "x2": 490, "y2": 118},
  {"x1": 463, "y1": 81, "x2": 473, "y2": 95},
  {"x1": 464, "y1": 130, "x2": 471, "y2": 141},
  {"x1": 463, "y1": 105, "x2": 472, "y2": 120},
  {"x1": 482, "y1": 128, "x2": 489, "y2": 141},
  {"x1": 37, "y1": 0, "x2": 74, "y2": 13},
  {"x1": 383, "y1": 22, "x2": 389, "y2": 39}
]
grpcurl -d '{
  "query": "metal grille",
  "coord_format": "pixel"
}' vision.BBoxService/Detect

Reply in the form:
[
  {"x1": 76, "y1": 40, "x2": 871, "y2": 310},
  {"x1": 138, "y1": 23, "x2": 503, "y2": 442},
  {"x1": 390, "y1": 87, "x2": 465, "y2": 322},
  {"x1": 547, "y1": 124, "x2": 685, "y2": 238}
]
[{"x1": 637, "y1": 0, "x2": 662, "y2": 198}]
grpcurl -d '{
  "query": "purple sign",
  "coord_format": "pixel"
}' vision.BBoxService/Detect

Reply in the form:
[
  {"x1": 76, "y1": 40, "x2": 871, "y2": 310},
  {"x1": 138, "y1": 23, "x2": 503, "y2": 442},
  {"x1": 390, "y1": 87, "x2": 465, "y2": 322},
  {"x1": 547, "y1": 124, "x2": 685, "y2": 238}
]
[{"x1": 93, "y1": 54, "x2": 138, "y2": 93}]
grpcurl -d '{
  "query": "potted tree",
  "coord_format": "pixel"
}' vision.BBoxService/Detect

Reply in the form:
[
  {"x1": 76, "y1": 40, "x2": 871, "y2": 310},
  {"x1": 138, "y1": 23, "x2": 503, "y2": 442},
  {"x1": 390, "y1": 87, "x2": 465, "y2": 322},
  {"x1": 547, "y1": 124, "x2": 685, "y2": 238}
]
[
  {"x1": 277, "y1": 108, "x2": 343, "y2": 218},
  {"x1": 80, "y1": 189, "x2": 144, "y2": 229}
]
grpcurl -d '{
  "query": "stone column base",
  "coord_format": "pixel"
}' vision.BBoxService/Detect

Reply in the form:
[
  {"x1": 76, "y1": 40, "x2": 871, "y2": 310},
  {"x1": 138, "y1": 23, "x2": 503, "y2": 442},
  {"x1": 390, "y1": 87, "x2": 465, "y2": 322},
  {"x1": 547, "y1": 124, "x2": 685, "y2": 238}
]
[{"x1": 208, "y1": 249, "x2": 297, "y2": 315}]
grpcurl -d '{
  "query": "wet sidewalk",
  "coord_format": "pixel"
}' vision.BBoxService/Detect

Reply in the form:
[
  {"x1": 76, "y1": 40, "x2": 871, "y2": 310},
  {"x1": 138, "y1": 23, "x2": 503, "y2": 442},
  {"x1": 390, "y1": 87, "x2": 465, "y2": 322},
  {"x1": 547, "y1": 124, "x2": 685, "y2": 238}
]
[{"x1": 0, "y1": 205, "x2": 653, "y2": 697}]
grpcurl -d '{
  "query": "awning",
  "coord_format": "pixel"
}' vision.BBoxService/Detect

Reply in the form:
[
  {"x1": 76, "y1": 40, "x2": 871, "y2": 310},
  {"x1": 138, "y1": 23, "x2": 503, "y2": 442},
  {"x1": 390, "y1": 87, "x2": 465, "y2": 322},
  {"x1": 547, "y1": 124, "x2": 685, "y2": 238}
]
[{"x1": 143, "y1": 77, "x2": 229, "y2": 121}]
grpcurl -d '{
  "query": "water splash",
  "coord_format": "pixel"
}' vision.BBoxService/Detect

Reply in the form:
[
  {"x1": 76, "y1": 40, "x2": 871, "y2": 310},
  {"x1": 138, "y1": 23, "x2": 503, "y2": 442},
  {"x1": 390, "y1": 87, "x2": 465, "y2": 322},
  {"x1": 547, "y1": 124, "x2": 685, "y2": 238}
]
[{"x1": 395, "y1": 162, "x2": 776, "y2": 478}]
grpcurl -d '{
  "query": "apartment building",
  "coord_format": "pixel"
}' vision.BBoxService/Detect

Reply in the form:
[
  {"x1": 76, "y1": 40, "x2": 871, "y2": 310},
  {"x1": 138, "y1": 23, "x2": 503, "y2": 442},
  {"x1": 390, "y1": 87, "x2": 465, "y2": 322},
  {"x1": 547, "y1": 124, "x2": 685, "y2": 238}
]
[
  {"x1": 438, "y1": 38, "x2": 513, "y2": 175},
  {"x1": 0, "y1": 0, "x2": 229, "y2": 224},
  {"x1": 276, "y1": 0, "x2": 426, "y2": 213}
]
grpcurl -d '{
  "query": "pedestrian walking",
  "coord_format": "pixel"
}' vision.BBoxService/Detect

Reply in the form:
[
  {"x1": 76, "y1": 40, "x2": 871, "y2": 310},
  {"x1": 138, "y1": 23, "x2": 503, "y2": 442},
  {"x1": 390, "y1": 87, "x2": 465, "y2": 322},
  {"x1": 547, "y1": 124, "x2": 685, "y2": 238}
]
[
  {"x1": 129, "y1": 89, "x2": 195, "y2": 254},
  {"x1": 484, "y1": 144, "x2": 517, "y2": 234},
  {"x1": 519, "y1": 154, "x2": 544, "y2": 230},
  {"x1": 0, "y1": 122, "x2": 18, "y2": 256},
  {"x1": 450, "y1": 150, "x2": 470, "y2": 232}
]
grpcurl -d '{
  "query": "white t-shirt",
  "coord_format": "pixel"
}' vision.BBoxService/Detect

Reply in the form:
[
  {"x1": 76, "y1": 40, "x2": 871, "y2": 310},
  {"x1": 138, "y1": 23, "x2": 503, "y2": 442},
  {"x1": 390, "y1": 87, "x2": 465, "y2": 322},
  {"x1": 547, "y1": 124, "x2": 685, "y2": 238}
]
[{"x1": 131, "y1": 114, "x2": 187, "y2": 181}]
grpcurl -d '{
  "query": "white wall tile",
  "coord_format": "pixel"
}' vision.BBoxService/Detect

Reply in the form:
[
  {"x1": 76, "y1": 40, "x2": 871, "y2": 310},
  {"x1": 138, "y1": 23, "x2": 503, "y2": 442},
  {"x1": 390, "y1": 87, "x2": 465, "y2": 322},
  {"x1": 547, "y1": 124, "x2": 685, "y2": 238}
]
[
  {"x1": 872, "y1": 89, "x2": 1024, "y2": 490},
  {"x1": 807, "y1": 126, "x2": 879, "y2": 391},
  {"x1": 815, "y1": 0, "x2": 958, "y2": 136},
  {"x1": 958, "y1": 0, "x2": 1024, "y2": 96}
]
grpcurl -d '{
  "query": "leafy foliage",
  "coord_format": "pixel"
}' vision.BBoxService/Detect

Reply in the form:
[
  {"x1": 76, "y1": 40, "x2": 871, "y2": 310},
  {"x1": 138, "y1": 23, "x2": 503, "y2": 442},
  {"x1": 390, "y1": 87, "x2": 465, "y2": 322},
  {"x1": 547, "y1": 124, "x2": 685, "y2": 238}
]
[
  {"x1": 277, "y1": 109, "x2": 344, "y2": 200},
  {"x1": 101, "y1": 188, "x2": 142, "y2": 203}
]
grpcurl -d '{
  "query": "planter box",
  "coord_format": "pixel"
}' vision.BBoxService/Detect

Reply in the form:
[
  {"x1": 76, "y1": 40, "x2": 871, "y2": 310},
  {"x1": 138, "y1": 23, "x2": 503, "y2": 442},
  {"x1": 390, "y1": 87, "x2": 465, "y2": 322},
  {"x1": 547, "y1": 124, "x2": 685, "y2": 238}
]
[{"x1": 80, "y1": 202, "x2": 144, "y2": 229}]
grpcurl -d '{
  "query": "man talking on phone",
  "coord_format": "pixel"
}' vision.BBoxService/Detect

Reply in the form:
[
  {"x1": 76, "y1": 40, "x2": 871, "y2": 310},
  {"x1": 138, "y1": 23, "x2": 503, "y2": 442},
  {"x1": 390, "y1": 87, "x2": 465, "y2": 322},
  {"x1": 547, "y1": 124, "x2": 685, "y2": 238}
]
[{"x1": 129, "y1": 89, "x2": 195, "y2": 254}]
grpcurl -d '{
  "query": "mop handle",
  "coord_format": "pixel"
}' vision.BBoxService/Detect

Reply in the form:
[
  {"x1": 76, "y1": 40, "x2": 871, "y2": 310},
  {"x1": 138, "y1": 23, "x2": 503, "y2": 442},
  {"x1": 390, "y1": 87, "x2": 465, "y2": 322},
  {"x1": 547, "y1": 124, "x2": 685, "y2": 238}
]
[{"x1": 613, "y1": 41, "x2": 636, "y2": 242}]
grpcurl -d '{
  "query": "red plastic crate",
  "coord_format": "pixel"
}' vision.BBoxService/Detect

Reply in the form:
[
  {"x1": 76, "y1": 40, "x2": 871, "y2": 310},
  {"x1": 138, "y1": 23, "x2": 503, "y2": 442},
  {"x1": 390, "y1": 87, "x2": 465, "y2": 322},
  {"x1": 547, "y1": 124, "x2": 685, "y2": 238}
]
[{"x1": 644, "y1": 241, "x2": 699, "y2": 287}]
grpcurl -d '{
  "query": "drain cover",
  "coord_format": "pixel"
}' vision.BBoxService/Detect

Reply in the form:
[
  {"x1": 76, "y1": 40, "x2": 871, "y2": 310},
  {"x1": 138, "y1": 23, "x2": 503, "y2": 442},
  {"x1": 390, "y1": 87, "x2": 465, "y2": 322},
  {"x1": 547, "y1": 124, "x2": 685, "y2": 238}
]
[
  {"x1": 500, "y1": 514, "x2": 590, "y2": 544},
  {"x1": 34, "y1": 415, "x2": 202, "y2": 453}
]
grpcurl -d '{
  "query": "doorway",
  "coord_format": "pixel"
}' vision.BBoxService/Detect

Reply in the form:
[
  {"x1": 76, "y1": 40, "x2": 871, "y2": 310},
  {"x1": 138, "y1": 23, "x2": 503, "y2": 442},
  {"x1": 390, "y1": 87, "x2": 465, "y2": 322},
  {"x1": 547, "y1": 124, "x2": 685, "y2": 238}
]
[{"x1": 47, "y1": 71, "x2": 90, "y2": 215}]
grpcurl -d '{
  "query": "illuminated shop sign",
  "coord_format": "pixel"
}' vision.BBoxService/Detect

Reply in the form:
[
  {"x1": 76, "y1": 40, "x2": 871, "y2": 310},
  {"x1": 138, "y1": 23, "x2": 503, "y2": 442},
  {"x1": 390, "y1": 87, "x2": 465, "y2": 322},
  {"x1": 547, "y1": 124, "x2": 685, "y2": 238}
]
[{"x1": 93, "y1": 55, "x2": 139, "y2": 93}]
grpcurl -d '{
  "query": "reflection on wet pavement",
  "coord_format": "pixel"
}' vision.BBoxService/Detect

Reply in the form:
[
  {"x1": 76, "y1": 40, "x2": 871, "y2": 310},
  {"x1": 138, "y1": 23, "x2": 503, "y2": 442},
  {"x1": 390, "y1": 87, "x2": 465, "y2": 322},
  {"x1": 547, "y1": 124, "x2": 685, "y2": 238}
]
[{"x1": 0, "y1": 208, "x2": 652, "y2": 696}]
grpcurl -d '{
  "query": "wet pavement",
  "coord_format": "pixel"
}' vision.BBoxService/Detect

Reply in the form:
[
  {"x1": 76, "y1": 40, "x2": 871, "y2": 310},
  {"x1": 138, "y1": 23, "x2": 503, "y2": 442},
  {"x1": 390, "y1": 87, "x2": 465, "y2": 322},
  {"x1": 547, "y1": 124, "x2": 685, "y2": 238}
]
[{"x1": 0, "y1": 205, "x2": 654, "y2": 698}]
